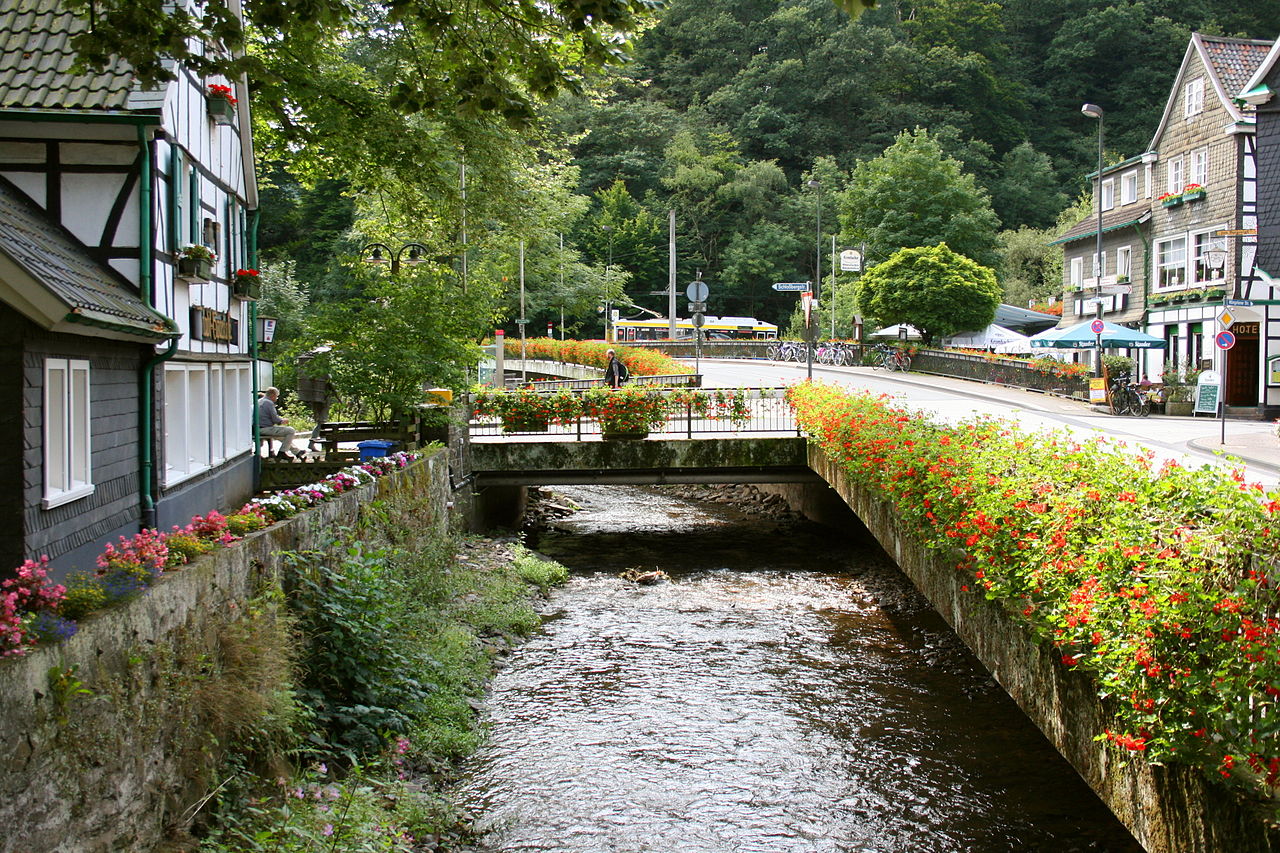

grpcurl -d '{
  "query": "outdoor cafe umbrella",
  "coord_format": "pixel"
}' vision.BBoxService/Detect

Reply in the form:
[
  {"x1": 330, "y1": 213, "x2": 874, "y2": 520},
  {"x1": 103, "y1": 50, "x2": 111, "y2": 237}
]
[{"x1": 1029, "y1": 320, "x2": 1166, "y2": 350}]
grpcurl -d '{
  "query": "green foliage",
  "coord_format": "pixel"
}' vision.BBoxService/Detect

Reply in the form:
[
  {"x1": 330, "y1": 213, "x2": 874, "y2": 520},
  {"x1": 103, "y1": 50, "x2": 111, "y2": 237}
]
[
  {"x1": 855, "y1": 243, "x2": 1001, "y2": 343},
  {"x1": 998, "y1": 224, "x2": 1066, "y2": 307},
  {"x1": 286, "y1": 541, "x2": 434, "y2": 762},
  {"x1": 59, "y1": 573, "x2": 107, "y2": 622},
  {"x1": 512, "y1": 546, "x2": 570, "y2": 592},
  {"x1": 840, "y1": 128, "x2": 1001, "y2": 269}
]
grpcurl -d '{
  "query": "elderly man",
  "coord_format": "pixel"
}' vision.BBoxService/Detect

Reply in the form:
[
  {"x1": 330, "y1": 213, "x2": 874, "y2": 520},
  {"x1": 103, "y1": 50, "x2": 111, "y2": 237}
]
[{"x1": 258, "y1": 386, "x2": 297, "y2": 458}]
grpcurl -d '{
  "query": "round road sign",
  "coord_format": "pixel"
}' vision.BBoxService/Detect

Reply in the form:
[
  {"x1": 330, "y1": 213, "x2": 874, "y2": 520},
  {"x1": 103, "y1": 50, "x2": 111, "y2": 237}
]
[
  {"x1": 1216, "y1": 330, "x2": 1236, "y2": 350},
  {"x1": 1090, "y1": 319, "x2": 1105, "y2": 334},
  {"x1": 686, "y1": 280, "x2": 709, "y2": 303}
]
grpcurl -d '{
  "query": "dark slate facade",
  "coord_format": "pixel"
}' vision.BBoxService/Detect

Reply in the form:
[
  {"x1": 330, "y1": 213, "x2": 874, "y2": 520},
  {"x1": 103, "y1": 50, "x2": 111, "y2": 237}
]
[
  {"x1": 1256, "y1": 61, "x2": 1280, "y2": 278},
  {"x1": 1, "y1": 302, "x2": 145, "y2": 578}
]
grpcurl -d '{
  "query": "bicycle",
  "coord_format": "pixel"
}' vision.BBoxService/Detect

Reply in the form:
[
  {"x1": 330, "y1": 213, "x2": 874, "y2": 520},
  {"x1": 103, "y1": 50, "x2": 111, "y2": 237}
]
[{"x1": 872, "y1": 344, "x2": 911, "y2": 372}]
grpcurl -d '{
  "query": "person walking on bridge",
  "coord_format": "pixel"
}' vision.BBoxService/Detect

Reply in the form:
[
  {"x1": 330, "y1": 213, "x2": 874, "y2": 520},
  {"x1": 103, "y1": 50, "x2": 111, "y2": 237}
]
[{"x1": 604, "y1": 349, "x2": 629, "y2": 388}]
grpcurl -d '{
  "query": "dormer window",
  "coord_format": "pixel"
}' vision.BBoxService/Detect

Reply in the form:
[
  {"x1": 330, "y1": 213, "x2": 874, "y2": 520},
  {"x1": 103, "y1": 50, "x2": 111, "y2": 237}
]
[{"x1": 1184, "y1": 77, "x2": 1205, "y2": 117}]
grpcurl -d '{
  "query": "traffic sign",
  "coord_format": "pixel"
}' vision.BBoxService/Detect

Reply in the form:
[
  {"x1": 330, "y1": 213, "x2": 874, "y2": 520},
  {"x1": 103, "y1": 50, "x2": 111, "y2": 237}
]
[
  {"x1": 1216, "y1": 229, "x2": 1257, "y2": 237},
  {"x1": 688, "y1": 301, "x2": 705, "y2": 313},
  {"x1": 692, "y1": 312, "x2": 706, "y2": 328},
  {"x1": 1100, "y1": 284, "x2": 1132, "y2": 295},
  {"x1": 1216, "y1": 330, "x2": 1236, "y2": 350},
  {"x1": 1090, "y1": 319, "x2": 1105, "y2": 334},
  {"x1": 1217, "y1": 309, "x2": 1235, "y2": 328},
  {"x1": 772, "y1": 282, "x2": 810, "y2": 292},
  {"x1": 686, "y1": 280, "x2": 709, "y2": 302},
  {"x1": 1225, "y1": 299, "x2": 1254, "y2": 307}
]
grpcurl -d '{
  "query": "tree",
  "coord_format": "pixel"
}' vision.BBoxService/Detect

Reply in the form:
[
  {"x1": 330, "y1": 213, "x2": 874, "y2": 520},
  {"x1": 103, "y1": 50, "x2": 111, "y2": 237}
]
[
  {"x1": 998, "y1": 226, "x2": 1064, "y2": 307},
  {"x1": 839, "y1": 128, "x2": 1002, "y2": 270},
  {"x1": 989, "y1": 142, "x2": 1069, "y2": 230},
  {"x1": 855, "y1": 243, "x2": 1001, "y2": 344}
]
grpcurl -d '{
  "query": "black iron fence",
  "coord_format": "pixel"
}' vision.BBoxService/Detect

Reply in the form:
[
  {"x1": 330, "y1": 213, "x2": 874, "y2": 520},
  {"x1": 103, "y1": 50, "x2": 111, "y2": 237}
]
[{"x1": 909, "y1": 349, "x2": 1089, "y2": 398}]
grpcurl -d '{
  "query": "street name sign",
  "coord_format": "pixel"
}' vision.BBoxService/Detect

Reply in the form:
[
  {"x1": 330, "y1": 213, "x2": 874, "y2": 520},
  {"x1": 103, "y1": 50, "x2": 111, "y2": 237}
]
[{"x1": 772, "y1": 282, "x2": 810, "y2": 292}]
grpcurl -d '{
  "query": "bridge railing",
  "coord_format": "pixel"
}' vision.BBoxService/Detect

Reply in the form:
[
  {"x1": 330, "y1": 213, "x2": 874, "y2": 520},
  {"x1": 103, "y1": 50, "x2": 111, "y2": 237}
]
[{"x1": 467, "y1": 387, "x2": 797, "y2": 439}]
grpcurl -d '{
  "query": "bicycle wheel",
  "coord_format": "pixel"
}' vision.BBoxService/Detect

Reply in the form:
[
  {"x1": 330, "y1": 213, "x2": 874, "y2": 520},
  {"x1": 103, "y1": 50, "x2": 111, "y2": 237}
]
[
  {"x1": 1110, "y1": 386, "x2": 1130, "y2": 416},
  {"x1": 896, "y1": 354, "x2": 911, "y2": 372},
  {"x1": 1135, "y1": 389, "x2": 1151, "y2": 417},
  {"x1": 767, "y1": 345, "x2": 781, "y2": 360}
]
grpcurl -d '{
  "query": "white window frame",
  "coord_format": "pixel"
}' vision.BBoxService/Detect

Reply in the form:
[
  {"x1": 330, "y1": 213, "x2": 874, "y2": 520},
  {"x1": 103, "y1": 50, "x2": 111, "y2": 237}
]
[
  {"x1": 1185, "y1": 77, "x2": 1205, "y2": 117},
  {"x1": 1116, "y1": 245, "x2": 1133, "y2": 281},
  {"x1": 164, "y1": 361, "x2": 253, "y2": 486},
  {"x1": 43, "y1": 358, "x2": 93, "y2": 508},
  {"x1": 1069, "y1": 256, "x2": 1084, "y2": 289},
  {"x1": 1101, "y1": 178, "x2": 1115, "y2": 211},
  {"x1": 1190, "y1": 148, "x2": 1208, "y2": 188},
  {"x1": 1167, "y1": 158, "x2": 1185, "y2": 195},
  {"x1": 1120, "y1": 171, "x2": 1138, "y2": 204},
  {"x1": 1155, "y1": 236, "x2": 1188, "y2": 290},
  {"x1": 1193, "y1": 230, "x2": 1226, "y2": 283}
]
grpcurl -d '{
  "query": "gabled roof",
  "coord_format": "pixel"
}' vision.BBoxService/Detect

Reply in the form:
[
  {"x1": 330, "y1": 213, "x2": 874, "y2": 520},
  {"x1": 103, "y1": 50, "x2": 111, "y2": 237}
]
[
  {"x1": 1239, "y1": 39, "x2": 1280, "y2": 105},
  {"x1": 1148, "y1": 33, "x2": 1273, "y2": 151},
  {"x1": 0, "y1": 0, "x2": 159, "y2": 112},
  {"x1": 0, "y1": 175, "x2": 177, "y2": 342},
  {"x1": 1050, "y1": 206, "x2": 1153, "y2": 246}
]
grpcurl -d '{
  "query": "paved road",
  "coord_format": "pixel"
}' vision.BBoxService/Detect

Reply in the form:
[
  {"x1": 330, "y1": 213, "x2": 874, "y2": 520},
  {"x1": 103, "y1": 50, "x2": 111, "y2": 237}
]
[{"x1": 690, "y1": 358, "x2": 1280, "y2": 489}]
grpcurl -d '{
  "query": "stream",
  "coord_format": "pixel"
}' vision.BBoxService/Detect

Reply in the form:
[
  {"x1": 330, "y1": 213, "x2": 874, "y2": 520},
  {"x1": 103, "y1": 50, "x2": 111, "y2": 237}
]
[{"x1": 456, "y1": 485, "x2": 1142, "y2": 852}]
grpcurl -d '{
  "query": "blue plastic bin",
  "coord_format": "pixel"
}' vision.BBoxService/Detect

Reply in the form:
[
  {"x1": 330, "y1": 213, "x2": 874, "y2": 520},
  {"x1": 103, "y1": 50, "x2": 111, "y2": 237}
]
[{"x1": 357, "y1": 439, "x2": 397, "y2": 460}]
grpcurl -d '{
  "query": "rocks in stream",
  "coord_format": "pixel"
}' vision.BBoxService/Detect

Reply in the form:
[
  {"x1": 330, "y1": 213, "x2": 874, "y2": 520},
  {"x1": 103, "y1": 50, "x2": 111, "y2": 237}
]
[{"x1": 655, "y1": 483, "x2": 802, "y2": 521}]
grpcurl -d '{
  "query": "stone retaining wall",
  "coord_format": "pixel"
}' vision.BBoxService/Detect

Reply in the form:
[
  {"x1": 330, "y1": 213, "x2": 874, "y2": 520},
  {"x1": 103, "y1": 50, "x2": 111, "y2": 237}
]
[
  {"x1": 804, "y1": 445, "x2": 1280, "y2": 853},
  {"x1": 0, "y1": 451, "x2": 451, "y2": 853}
]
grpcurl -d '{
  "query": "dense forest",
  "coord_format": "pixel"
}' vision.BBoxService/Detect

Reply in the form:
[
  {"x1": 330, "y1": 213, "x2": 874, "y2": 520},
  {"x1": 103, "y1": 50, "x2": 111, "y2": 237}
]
[{"x1": 239, "y1": 0, "x2": 1280, "y2": 402}]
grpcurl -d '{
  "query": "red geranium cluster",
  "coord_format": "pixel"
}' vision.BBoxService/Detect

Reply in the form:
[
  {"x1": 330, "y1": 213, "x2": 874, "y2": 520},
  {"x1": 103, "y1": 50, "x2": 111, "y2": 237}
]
[
  {"x1": 786, "y1": 380, "x2": 1280, "y2": 799},
  {"x1": 208, "y1": 83, "x2": 237, "y2": 104},
  {"x1": 235, "y1": 268, "x2": 260, "y2": 278}
]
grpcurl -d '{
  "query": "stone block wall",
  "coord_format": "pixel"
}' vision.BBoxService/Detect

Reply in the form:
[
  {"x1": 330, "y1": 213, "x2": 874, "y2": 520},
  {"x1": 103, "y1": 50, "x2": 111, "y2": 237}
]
[
  {"x1": 0, "y1": 450, "x2": 451, "y2": 853},
  {"x1": 807, "y1": 444, "x2": 1280, "y2": 853}
]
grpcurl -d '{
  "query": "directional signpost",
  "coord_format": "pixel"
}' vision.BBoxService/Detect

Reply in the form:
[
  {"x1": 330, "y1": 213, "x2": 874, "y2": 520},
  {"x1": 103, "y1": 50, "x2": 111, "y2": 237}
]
[{"x1": 687, "y1": 276, "x2": 710, "y2": 375}]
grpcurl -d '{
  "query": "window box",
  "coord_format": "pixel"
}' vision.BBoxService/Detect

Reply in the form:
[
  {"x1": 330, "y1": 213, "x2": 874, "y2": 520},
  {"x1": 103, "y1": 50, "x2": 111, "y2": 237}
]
[
  {"x1": 207, "y1": 84, "x2": 237, "y2": 126},
  {"x1": 232, "y1": 270, "x2": 261, "y2": 300},
  {"x1": 177, "y1": 257, "x2": 213, "y2": 282},
  {"x1": 1160, "y1": 194, "x2": 1184, "y2": 208},
  {"x1": 1182, "y1": 189, "x2": 1206, "y2": 203}
]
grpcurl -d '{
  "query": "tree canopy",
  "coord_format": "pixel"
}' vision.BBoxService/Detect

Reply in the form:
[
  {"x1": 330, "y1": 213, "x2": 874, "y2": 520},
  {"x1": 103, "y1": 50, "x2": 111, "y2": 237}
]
[{"x1": 855, "y1": 243, "x2": 1001, "y2": 343}]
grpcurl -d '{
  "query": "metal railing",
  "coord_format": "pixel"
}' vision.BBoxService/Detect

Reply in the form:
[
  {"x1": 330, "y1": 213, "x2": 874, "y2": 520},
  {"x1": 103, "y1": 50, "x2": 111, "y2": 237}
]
[
  {"x1": 909, "y1": 349, "x2": 1089, "y2": 398},
  {"x1": 468, "y1": 387, "x2": 797, "y2": 439}
]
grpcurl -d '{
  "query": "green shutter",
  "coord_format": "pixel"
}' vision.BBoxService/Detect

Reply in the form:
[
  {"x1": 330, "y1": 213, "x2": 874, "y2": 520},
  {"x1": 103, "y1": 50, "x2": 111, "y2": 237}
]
[{"x1": 168, "y1": 147, "x2": 183, "y2": 251}]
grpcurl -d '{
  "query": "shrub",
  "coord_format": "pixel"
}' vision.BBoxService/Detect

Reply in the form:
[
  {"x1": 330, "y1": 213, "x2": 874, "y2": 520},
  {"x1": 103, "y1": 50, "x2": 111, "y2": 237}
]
[
  {"x1": 226, "y1": 513, "x2": 268, "y2": 536},
  {"x1": 165, "y1": 531, "x2": 214, "y2": 566},
  {"x1": 513, "y1": 546, "x2": 569, "y2": 591}
]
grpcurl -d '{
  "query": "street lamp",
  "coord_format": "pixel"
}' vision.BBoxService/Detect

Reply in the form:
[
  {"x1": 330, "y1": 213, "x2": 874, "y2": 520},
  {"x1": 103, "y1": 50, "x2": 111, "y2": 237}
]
[
  {"x1": 1081, "y1": 103, "x2": 1105, "y2": 377},
  {"x1": 1205, "y1": 244, "x2": 1229, "y2": 283},
  {"x1": 807, "y1": 178, "x2": 821, "y2": 380},
  {"x1": 362, "y1": 242, "x2": 431, "y2": 274}
]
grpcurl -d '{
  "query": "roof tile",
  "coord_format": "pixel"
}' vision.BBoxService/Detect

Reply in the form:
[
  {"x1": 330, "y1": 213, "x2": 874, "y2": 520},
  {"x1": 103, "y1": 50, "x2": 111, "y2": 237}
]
[
  {"x1": 0, "y1": 0, "x2": 137, "y2": 111},
  {"x1": 1200, "y1": 35, "x2": 1274, "y2": 105}
]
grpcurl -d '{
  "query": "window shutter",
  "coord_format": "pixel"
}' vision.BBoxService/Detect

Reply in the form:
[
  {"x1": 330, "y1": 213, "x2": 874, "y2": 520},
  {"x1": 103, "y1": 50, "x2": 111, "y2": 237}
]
[{"x1": 168, "y1": 147, "x2": 184, "y2": 251}]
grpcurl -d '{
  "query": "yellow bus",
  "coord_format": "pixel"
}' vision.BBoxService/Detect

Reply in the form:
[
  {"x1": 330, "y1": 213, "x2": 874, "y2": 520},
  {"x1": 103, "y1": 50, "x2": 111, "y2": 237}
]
[{"x1": 614, "y1": 316, "x2": 778, "y2": 341}]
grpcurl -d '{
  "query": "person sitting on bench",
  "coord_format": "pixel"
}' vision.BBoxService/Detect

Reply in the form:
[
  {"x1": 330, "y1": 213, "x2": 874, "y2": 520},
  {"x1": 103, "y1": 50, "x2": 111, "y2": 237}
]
[{"x1": 258, "y1": 387, "x2": 297, "y2": 459}]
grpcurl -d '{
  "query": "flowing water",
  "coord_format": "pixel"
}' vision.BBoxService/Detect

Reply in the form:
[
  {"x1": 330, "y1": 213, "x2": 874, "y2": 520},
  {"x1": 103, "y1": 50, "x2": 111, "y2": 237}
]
[{"x1": 456, "y1": 485, "x2": 1142, "y2": 853}]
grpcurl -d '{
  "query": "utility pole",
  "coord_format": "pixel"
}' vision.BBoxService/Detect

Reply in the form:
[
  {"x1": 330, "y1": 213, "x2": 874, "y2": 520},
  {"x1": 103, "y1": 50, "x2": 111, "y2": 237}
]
[
  {"x1": 668, "y1": 210, "x2": 677, "y2": 341},
  {"x1": 519, "y1": 240, "x2": 526, "y2": 384}
]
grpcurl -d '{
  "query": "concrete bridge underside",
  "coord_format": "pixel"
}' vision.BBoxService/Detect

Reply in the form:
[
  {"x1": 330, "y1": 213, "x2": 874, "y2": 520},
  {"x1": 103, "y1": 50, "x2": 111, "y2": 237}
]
[{"x1": 468, "y1": 437, "x2": 820, "y2": 486}]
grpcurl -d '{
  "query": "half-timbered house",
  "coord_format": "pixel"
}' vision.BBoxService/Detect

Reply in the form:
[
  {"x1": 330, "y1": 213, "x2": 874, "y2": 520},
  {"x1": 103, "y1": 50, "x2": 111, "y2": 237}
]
[
  {"x1": 1142, "y1": 34, "x2": 1272, "y2": 411},
  {"x1": 0, "y1": 0, "x2": 259, "y2": 576}
]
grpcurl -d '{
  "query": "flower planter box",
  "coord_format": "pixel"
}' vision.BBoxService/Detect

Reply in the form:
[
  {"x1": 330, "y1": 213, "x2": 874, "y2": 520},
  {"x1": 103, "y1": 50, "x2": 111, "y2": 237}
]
[
  {"x1": 1182, "y1": 190, "x2": 1205, "y2": 203},
  {"x1": 1161, "y1": 196, "x2": 1184, "y2": 208},
  {"x1": 176, "y1": 257, "x2": 212, "y2": 282},
  {"x1": 1165, "y1": 400, "x2": 1194, "y2": 416},
  {"x1": 207, "y1": 96, "x2": 236, "y2": 126},
  {"x1": 232, "y1": 277, "x2": 261, "y2": 300},
  {"x1": 601, "y1": 429, "x2": 648, "y2": 440}
]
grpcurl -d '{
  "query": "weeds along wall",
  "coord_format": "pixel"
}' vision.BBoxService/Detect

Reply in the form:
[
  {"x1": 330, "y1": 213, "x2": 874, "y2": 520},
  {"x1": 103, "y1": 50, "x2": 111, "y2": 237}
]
[
  {"x1": 0, "y1": 451, "x2": 451, "y2": 853},
  {"x1": 804, "y1": 445, "x2": 1280, "y2": 853}
]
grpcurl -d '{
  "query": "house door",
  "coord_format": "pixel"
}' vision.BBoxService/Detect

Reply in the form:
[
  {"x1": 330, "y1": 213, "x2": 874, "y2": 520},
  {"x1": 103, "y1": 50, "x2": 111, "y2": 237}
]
[{"x1": 1225, "y1": 322, "x2": 1260, "y2": 406}]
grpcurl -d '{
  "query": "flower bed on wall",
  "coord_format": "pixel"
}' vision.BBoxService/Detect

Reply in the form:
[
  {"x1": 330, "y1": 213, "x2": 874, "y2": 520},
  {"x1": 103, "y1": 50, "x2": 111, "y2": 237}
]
[
  {"x1": 471, "y1": 386, "x2": 752, "y2": 433},
  {"x1": 504, "y1": 337, "x2": 690, "y2": 376},
  {"x1": 786, "y1": 381, "x2": 1280, "y2": 803},
  {"x1": 1, "y1": 452, "x2": 418, "y2": 659}
]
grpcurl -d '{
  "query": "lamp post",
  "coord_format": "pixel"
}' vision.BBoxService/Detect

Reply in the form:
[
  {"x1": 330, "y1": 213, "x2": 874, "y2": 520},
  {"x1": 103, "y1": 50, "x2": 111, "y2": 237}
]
[
  {"x1": 362, "y1": 242, "x2": 431, "y2": 274},
  {"x1": 807, "y1": 179, "x2": 821, "y2": 380},
  {"x1": 1081, "y1": 103, "x2": 1105, "y2": 377},
  {"x1": 601, "y1": 224, "x2": 615, "y2": 342}
]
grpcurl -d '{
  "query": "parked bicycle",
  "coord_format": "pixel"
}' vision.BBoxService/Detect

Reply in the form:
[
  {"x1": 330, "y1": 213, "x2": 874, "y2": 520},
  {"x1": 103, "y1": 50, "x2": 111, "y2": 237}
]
[
  {"x1": 1108, "y1": 374, "x2": 1151, "y2": 417},
  {"x1": 872, "y1": 344, "x2": 911, "y2": 372},
  {"x1": 767, "y1": 341, "x2": 805, "y2": 362}
]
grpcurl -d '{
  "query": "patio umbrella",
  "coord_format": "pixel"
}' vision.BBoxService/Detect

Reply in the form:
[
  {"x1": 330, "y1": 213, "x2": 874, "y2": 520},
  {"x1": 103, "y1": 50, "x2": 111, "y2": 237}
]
[{"x1": 1029, "y1": 321, "x2": 1166, "y2": 349}]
